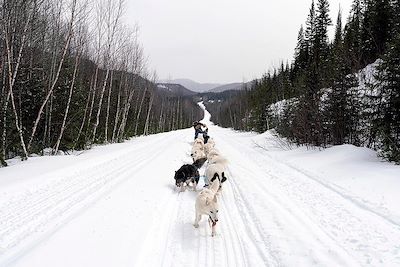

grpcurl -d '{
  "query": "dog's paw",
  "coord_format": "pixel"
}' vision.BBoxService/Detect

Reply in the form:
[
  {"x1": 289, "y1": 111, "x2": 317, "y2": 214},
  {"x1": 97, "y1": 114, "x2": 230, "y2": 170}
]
[{"x1": 193, "y1": 223, "x2": 199, "y2": 228}]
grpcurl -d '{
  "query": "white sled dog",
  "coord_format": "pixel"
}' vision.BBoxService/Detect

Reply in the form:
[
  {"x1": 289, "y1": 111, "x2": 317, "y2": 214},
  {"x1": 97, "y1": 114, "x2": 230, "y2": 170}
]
[
  {"x1": 191, "y1": 144, "x2": 204, "y2": 155},
  {"x1": 204, "y1": 139, "x2": 215, "y2": 156},
  {"x1": 206, "y1": 148, "x2": 220, "y2": 159},
  {"x1": 191, "y1": 149, "x2": 206, "y2": 162},
  {"x1": 193, "y1": 138, "x2": 204, "y2": 147},
  {"x1": 194, "y1": 175, "x2": 221, "y2": 236},
  {"x1": 191, "y1": 138, "x2": 207, "y2": 164},
  {"x1": 205, "y1": 154, "x2": 228, "y2": 189},
  {"x1": 206, "y1": 138, "x2": 215, "y2": 146},
  {"x1": 192, "y1": 140, "x2": 204, "y2": 155},
  {"x1": 207, "y1": 154, "x2": 228, "y2": 167}
]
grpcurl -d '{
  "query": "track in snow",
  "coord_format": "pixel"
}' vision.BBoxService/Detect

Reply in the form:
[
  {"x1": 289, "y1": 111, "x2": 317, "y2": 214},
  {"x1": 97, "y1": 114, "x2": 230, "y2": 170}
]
[
  {"x1": 0, "y1": 133, "x2": 174, "y2": 266},
  {"x1": 132, "y1": 137, "x2": 272, "y2": 267}
]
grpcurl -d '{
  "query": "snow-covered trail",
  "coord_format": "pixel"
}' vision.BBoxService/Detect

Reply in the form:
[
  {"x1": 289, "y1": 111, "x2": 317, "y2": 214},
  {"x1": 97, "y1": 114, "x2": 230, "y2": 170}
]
[
  {"x1": 0, "y1": 130, "x2": 191, "y2": 266},
  {"x1": 212, "y1": 128, "x2": 400, "y2": 266},
  {"x1": 1, "y1": 103, "x2": 399, "y2": 266}
]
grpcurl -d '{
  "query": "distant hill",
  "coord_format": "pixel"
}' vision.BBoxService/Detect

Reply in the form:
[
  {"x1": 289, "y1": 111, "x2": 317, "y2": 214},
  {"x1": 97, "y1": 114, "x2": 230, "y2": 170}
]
[
  {"x1": 156, "y1": 83, "x2": 197, "y2": 97},
  {"x1": 160, "y1": 78, "x2": 255, "y2": 94},
  {"x1": 207, "y1": 82, "x2": 243, "y2": 93},
  {"x1": 207, "y1": 80, "x2": 255, "y2": 93},
  {"x1": 160, "y1": 79, "x2": 221, "y2": 93}
]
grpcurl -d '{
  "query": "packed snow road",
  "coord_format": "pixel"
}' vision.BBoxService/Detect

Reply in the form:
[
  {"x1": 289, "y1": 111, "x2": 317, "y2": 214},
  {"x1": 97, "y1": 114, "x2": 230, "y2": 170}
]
[{"x1": 0, "y1": 104, "x2": 399, "y2": 266}]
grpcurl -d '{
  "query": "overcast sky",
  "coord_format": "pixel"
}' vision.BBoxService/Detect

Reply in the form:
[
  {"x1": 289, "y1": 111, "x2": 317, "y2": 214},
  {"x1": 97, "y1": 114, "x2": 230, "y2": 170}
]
[{"x1": 125, "y1": 0, "x2": 353, "y2": 84}]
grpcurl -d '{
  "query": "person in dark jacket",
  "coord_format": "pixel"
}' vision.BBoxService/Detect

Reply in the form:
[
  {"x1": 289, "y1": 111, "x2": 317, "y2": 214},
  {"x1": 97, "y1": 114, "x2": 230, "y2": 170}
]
[{"x1": 193, "y1": 121, "x2": 209, "y2": 143}]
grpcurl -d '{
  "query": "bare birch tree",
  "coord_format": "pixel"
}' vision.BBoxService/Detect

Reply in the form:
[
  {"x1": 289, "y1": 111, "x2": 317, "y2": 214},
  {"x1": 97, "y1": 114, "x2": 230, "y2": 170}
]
[
  {"x1": 143, "y1": 72, "x2": 157, "y2": 135},
  {"x1": 54, "y1": 2, "x2": 88, "y2": 153},
  {"x1": 2, "y1": 0, "x2": 35, "y2": 159},
  {"x1": 91, "y1": 0, "x2": 124, "y2": 143},
  {"x1": 27, "y1": 0, "x2": 78, "y2": 152}
]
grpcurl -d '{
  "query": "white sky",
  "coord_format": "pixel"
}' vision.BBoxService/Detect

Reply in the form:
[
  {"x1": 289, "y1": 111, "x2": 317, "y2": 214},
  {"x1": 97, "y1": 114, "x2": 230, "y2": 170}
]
[{"x1": 125, "y1": 0, "x2": 353, "y2": 84}]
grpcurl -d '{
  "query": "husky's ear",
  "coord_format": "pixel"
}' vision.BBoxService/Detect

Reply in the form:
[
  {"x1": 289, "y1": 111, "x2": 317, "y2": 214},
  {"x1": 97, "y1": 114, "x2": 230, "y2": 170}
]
[{"x1": 213, "y1": 194, "x2": 218, "y2": 203}]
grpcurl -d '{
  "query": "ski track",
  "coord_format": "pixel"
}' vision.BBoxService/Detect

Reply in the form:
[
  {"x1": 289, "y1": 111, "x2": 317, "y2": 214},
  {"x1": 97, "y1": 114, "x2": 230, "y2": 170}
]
[
  {"x1": 213, "y1": 126, "x2": 400, "y2": 266},
  {"x1": 0, "y1": 132, "x2": 181, "y2": 266},
  {"x1": 1, "y1": 104, "x2": 399, "y2": 266},
  {"x1": 131, "y1": 131, "x2": 271, "y2": 267}
]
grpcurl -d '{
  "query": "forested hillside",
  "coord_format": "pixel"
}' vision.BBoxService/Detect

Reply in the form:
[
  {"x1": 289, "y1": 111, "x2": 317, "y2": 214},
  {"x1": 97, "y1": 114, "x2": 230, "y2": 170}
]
[
  {"x1": 212, "y1": 0, "x2": 400, "y2": 163},
  {"x1": 0, "y1": 0, "x2": 202, "y2": 166},
  {"x1": 202, "y1": 90, "x2": 250, "y2": 130}
]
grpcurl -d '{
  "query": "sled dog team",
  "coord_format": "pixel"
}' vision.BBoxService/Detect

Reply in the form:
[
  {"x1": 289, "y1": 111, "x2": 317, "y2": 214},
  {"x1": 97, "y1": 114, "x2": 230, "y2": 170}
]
[{"x1": 174, "y1": 137, "x2": 228, "y2": 236}]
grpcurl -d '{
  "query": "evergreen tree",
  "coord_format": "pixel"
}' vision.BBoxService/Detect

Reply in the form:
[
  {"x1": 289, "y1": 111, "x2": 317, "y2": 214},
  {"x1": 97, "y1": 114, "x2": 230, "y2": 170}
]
[
  {"x1": 390, "y1": 0, "x2": 400, "y2": 37},
  {"x1": 294, "y1": 25, "x2": 309, "y2": 74},
  {"x1": 361, "y1": 0, "x2": 391, "y2": 65},
  {"x1": 374, "y1": 33, "x2": 400, "y2": 162},
  {"x1": 295, "y1": 0, "x2": 332, "y2": 146},
  {"x1": 305, "y1": 0, "x2": 317, "y2": 54},
  {"x1": 343, "y1": 0, "x2": 365, "y2": 71},
  {"x1": 325, "y1": 10, "x2": 359, "y2": 145},
  {"x1": 314, "y1": 0, "x2": 332, "y2": 87}
]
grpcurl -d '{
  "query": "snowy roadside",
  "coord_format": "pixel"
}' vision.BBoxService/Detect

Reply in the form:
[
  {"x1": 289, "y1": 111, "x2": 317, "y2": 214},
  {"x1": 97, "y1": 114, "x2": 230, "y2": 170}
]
[{"x1": 252, "y1": 131, "x2": 400, "y2": 226}]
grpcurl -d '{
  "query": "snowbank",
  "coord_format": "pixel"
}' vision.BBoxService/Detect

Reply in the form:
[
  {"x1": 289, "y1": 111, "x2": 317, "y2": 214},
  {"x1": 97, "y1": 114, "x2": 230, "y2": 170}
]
[{"x1": 253, "y1": 131, "x2": 400, "y2": 225}]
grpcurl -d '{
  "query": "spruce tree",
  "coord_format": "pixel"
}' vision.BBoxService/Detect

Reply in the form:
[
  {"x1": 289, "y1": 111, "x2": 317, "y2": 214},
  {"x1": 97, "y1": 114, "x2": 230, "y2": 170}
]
[
  {"x1": 361, "y1": 0, "x2": 391, "y2": 65},
  {"x1": 294, "y1": 25, "x2": 309, "y2": 77},
  {"x1": 315, "y1": 0, "x2": 332, "y2": 87},
  {"x1": 297, "y1": 1, "x2": 318, "y2": 145},
  {"x1": 326, "y1": 10, "x2": 359, "y2": 145},
  {"x1": 305, "y1": 0, "x2": 316, "y2": 54},
  {"x1": 343, "y1": 0, "x2": 365, "y2": 71},
  {"x1": 375, "y1": 33, "x2": 400, "y2": 162},
  {"x1": 390, "y1": 0, "x2": 400, "y2": 37},
  {"x1": 296, "y1": 0, "x2": 332, "y2": 146}
]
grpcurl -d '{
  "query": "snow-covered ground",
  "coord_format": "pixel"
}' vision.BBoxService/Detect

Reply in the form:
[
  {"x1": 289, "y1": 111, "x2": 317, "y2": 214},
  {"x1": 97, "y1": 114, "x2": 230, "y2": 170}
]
[{"x1": 0, "y1": 103, "x2": 399, "y2": 266}]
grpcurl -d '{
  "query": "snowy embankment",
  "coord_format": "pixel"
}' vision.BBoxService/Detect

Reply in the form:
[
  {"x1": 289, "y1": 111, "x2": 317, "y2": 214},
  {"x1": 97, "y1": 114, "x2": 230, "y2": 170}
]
[
  {"x1": 0, "y1": 103, "x2": 399, "y2": 266},
  {"x1": 254, "y1": 133, "x2": 400, "y2": 226}
]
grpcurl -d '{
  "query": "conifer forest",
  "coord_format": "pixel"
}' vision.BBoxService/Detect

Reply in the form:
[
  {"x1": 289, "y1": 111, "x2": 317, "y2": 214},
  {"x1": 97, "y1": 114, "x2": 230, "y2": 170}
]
[{"x1": 210, "y1": 0, "x2": 400, "y2": 163}]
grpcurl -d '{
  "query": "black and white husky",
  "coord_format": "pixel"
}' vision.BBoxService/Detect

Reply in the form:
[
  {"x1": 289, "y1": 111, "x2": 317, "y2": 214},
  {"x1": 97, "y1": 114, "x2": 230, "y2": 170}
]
[
  {"x1": 205, "y1": 155, "x2": 228, "y2": 189},
  {"x1": 174, "y1": 158, "x2": 206, "y2": 192}
]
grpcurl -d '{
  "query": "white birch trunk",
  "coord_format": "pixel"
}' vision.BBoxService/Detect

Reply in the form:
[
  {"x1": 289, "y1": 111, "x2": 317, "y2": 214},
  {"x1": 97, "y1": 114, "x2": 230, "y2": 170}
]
[
  {"x1": 111, "y1": 73, "x2": 124, "y2": 142},
  {"x1": 104, "y1": 70, "x2": 114, "y2": 142},
  {"x1": 54, "y1": 50, "x2": 81, "y2": 154},
  {"x1": 134, "y1": 86, "x2": 147, "y2": 136},
  {"x1": 27, "y1": 0, "x2": 77, "y2": 152},
  {"x1": 3, "y1": 7, "x2": 34, "y2": 159},
  {"x1": 91, "y1": 68, "x2": 110, "y2": 143},
  {"x1": 143, "y1": 91, "x2": 154, "y2": 135}
]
